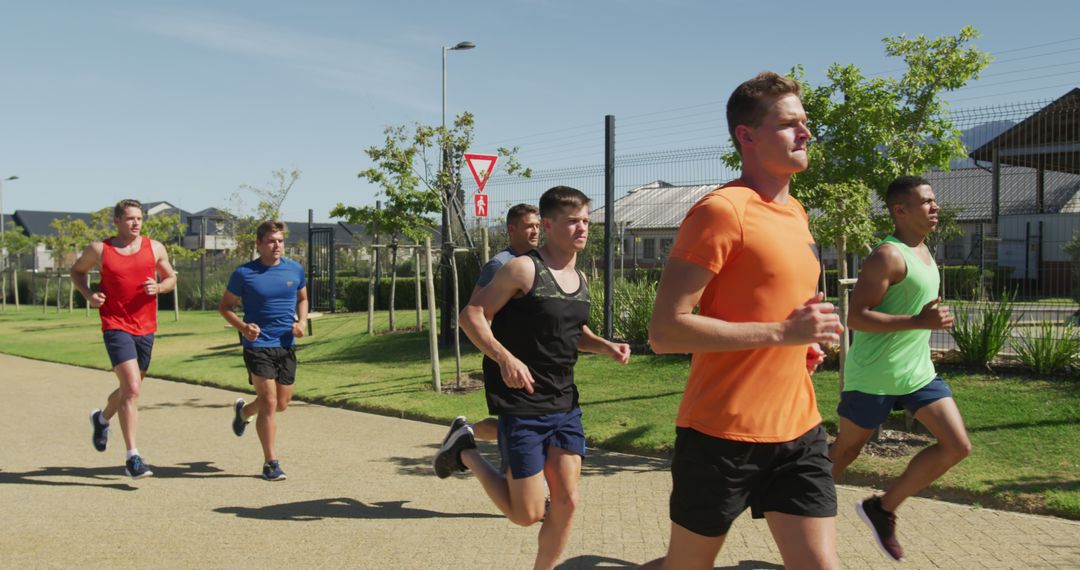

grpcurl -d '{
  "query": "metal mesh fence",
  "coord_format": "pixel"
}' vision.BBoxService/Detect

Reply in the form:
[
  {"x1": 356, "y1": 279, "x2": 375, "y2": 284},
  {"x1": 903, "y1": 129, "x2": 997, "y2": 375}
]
[{"x1": 464, "y1": 94, "x2": 1080, "y2": 355}]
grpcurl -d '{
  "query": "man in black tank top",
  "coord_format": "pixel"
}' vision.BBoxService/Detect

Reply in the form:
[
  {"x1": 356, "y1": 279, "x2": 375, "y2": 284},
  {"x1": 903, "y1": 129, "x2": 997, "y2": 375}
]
[{"x1": 435, "y1": 186, "x2": 631, "y2": 570}]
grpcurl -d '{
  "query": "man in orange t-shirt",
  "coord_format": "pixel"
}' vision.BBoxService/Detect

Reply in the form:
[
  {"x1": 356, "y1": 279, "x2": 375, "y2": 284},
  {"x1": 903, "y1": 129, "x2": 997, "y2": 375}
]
[{"x1": 639, "y1": 72, "x2": 843, "y2": 570}]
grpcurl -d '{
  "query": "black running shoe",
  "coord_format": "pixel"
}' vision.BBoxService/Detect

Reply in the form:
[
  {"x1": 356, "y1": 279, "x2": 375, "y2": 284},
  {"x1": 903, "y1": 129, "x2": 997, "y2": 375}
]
[
  {"x1": 232, "y1": 398, "x2": 248, "y2": 437},
  {"x1": 856, "y1": 496, "x2": 904, "y2": 561},
  {"x1": 124, "y1": 455, "x2": 153, "y2": 479},
  {"x1": 434, "y1": 421, "x2": 476, "y2": 479},
  {"x1": 90, "y1": 409, "x2": 109, "y2": 452},
  {"x1": 262, "y1": 460, "x2": 287, "y2": 481}
]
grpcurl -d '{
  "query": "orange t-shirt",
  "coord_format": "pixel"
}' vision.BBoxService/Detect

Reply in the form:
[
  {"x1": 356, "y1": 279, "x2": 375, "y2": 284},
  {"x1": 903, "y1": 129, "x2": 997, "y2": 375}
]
[{"x1": 669, "y1": 181, "x2": 821, "y2": 443}]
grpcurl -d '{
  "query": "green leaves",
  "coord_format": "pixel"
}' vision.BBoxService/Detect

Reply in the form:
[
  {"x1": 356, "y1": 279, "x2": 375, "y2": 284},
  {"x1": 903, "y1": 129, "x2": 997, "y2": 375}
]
[
  {"x1": 337, "y1": 111, "x2": 529, "y2": 245},
  {"x1": 792, "y1": 28, "x2": 990, "y2": 257}
]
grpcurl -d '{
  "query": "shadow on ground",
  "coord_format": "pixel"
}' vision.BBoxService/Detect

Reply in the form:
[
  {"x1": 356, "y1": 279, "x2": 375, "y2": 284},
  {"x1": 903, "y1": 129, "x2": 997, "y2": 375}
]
[
  {"x1": 213, "y1": 497, "x2": 502, "y2": 522},
  {"x1": 555, "y1": 556, "x2": 781, "y2": 570},
  {"x1": 0, "y1": 461, "x2": 247, "y2": 490},
  {"x1": 387, "y1": 442, "x2": 669, "y2": 479}
]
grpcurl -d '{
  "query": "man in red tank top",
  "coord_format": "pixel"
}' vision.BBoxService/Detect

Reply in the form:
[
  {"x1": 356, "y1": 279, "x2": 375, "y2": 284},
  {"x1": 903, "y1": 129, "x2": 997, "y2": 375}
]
[{"x1": 70, "y1": 199, "x2": 176, "y2": 479}]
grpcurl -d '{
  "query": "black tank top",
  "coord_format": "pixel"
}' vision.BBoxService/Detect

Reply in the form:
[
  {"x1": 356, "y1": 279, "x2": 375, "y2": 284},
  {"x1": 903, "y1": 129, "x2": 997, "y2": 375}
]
[{"x1": 483, "y1": 251, "x2": 591, "y2": 415}]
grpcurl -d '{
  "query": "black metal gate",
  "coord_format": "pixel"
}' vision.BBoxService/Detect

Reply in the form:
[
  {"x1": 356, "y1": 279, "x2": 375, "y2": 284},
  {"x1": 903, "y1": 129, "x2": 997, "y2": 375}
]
[{"x1": 307, "y1": 226, "x2": 336, "y2": 312}]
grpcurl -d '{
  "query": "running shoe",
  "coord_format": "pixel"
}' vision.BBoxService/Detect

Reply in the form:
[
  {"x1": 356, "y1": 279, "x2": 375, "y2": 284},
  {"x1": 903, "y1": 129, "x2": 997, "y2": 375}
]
[
  {"x1": 434, "y1": 419, "x2": 476, "y2": 479},
  {"x1": 124, "y1": 455, "x2": 153, "y2": 479},
  {"x1": 262, "y1": 460, "x2": 287, "y2": 481},
  {"x1": 90, "y1": 409, "x2": 109, "y2": 452},
  {"x1": 232, "y1": 398, "x2": 248, "y2": 437},
  {"x1": 856, "y1": 496, "x2": 904, "y2": 561}
]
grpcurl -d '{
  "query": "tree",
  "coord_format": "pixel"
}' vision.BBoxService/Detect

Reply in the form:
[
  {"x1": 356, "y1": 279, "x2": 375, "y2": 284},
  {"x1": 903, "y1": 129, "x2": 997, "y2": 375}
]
[
  {"x1": 142, "y1": 212, "x2": 202, "y2": 264},
  {"x1": 1, "y1": 225, "x2": 38, "y2": 309},
  {"x1": 333, "y1": 111, "x2": 528, "y2": 388},
  {"x1": 226, "y1": 168, "x2": 301, "y2": 257},
  {"x1": 333, "y1": 112, "x2": 528, "y2": 333},
  {"x1": 723, "y1": 28, "x2": 990, "y2": 389}
]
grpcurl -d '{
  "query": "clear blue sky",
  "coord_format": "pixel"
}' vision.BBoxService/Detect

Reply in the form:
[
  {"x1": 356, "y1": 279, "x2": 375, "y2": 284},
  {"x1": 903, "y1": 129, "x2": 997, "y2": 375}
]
[{"x1": 2, "y1": 0, "x2": 1078, "y2": 223}]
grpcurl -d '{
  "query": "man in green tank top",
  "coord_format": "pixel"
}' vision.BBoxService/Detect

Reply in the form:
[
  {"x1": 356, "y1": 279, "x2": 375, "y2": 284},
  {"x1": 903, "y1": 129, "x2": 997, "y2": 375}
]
[{"x1": 830, "y1": 176, "x2": 972, "y2": 562}]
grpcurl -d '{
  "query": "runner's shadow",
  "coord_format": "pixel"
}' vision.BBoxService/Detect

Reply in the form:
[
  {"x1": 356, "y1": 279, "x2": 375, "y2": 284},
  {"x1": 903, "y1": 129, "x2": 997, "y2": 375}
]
[
  {"x1": 141, "y1": 398, "x2": 226, "y2": 411},
  {"x1": 0, "y1": 466, "x2": 137, "y2": 491},
  {"x1": 213, "y1": 497, "x2": 502, "y2": 522},
  {"x1": 555, "y1": 557, "x2": 781, "y2": 569},
  {"x1": 387, "y1": 441, "x2": 500, "y2": 477},
  {"x1": 0, "y1": 461, "x2": 248, "y2": 489}
]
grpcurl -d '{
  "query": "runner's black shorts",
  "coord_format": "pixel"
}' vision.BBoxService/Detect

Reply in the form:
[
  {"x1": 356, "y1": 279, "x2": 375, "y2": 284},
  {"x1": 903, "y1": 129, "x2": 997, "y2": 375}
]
[
  {"x1": 669, "y1": 423, "x2": 836, "y2": 537},
  {"x1": 242, "y1": 347, "x2": 297, "y2": 385}
]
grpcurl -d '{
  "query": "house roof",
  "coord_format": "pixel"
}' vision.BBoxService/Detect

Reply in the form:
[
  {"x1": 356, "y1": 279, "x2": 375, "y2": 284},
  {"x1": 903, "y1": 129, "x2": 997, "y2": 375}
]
[
  {"x1": 927, "y1": 166, "x2": 1080, "y2": 221},
  {"x1": 283, "y1": 221, "x2": 371, "y2": 246},
  {"x1": 591, "y1": 181, "x2": 720, "y2": 230},
  {"x1": 968, "y1": 88, "x2": 1080, "y2": 175},
  {"x1": 12, "y1": 210, "x2": 95, "y2": 238}
]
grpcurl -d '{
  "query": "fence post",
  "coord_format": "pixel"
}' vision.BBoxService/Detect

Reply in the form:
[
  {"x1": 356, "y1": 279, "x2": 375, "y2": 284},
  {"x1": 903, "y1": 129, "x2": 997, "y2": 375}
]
[
  {"x1": 603, "y1": 115, "x2": 615, "y2": 340},
  {"x1": 68, "y1": 275, "x2": 74, "y2": 313},
  {"x1": 367, "y1": 269, "x2": 375, "y2": 335},
  {"x1": 42, "y1": 272, "x2": 48, "y2": 314},
  {"x1": 56, "y1": 272, "x2": 61, "y2": 313},
  {"x1": 424, "y1": 238, "x2": 441, "y2": 393}
]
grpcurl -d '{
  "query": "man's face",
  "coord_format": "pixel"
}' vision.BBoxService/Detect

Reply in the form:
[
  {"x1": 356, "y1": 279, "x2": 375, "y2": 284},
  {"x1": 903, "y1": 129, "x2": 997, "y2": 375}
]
[
  {"x1": 542, "y1": 206, "x2": 589, "y2": 253},
  {"x1": 508, "y1": 212, "x2": 540, "y2": 251},
  {"x1": 742, "y1": 93, "x2": 812, "y2": 175},
  {"x1": 113, "y1": 207, "x2": 143, "y2": 238},
  {"x1": 897, "y1": 184, "x2": 940, "y2": 233},
  {"x1": 257, "y1": 231, "x2": 286, "y2": 261}
]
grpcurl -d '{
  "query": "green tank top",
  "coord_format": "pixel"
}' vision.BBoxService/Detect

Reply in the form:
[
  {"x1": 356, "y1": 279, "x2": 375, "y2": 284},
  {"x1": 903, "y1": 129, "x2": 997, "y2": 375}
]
[{"x1": 843, "y1": 235, "x2": 938, "y2": 395}]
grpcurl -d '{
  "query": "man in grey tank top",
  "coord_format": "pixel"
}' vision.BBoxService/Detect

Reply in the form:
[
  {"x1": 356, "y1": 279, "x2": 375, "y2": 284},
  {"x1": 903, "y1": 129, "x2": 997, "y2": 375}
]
[{"x1": 831, "y1": 176, "x2": 972, "y2": 562}]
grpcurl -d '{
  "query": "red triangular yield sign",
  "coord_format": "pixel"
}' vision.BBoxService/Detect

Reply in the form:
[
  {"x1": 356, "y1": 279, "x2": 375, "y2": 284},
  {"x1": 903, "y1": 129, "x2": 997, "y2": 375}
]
[{"x1": 464, "y1": 153, "x2": 499, "y2": 193}]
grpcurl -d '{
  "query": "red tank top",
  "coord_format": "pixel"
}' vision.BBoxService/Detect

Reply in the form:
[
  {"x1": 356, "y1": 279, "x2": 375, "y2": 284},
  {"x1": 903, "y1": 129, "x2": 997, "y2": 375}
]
[{"x1": 99, "y1": 236, "x2": 158, "y2": 335}]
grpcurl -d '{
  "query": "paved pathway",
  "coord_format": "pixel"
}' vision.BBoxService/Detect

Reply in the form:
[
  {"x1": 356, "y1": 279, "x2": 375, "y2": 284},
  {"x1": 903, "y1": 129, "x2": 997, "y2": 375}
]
[{"x1": 1, "y1": 354, "x2": 1077, "y2": 569}]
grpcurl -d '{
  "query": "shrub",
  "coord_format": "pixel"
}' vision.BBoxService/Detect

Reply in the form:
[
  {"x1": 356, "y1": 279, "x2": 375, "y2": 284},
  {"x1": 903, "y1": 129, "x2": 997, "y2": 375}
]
[
  {"x1": 1013, "y1": 321, "x2": 1080, "y2": 376},
  {"x1": 588, "y1": 278, "x2": 657, "y2": 347},
  {"x1": 950, "y1": 291, "x2": 1019, "y2": 369}
]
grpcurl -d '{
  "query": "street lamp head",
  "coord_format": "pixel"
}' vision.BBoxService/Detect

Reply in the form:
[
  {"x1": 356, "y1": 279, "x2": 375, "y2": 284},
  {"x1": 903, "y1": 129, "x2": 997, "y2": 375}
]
[
  {"x1": 450, "y1": 41, "x2": 476, "y2": 51},
  {"x1": 3, "y1": 176, "x2": 16, "y2": 181}
]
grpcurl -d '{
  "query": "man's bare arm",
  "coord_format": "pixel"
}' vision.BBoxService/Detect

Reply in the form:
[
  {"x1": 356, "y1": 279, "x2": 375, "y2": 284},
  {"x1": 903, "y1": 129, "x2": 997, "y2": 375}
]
[
  {"x1": 848, "y1": 244, "x2": 953, "y2": 332},
  {"x1": 70, "y1": 242, "x2": 104, "y2": 307},
  {"x1": 459, "y1": 256, "x2": 537, "y2": 392},
  {"x1": 648, "y1": 257, "x2": 842, "y2": 354}
]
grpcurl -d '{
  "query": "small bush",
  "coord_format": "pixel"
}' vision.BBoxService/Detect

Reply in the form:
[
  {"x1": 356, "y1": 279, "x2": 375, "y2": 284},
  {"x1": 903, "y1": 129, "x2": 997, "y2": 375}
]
[
  {"x1": 1013, "y1": 321, "x2": 1080, "y2": 376},
  {"x1": 950, "y1": 291, "x2": 1019, "y2": 369},
  {"x1": 588, "y1": 278, "x2": 657, "y2": 347}
]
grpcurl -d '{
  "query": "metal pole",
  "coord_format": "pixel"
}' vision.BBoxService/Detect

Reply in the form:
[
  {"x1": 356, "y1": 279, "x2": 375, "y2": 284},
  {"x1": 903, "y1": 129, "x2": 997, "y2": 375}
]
[
  {"x1": 307, "y1": 209, "x2": 315, "y2": 315},
  {"x1": 414, "y1": 245, "x2": 422, "y2": 331},
  {"x1": 603, "y1": 115, "x2": 615, "y2": 340},
  {"x1": 199, "y1": 217, "x2": 207, "y2": 311}
]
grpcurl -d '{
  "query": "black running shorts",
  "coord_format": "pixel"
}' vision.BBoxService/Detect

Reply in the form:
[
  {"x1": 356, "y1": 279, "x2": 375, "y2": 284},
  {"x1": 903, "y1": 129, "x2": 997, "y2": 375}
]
[
  {"x1": 242, "y1": 347, "x2": 297, "y2": 386},
  {"x1": 669, "y1": 424, "x2": 837, "y2": 537}
]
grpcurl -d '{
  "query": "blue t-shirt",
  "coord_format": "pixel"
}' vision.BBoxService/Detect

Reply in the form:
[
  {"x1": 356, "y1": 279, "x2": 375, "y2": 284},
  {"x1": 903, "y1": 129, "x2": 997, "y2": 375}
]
[
  {"x1": 476, "y1": 246, "x2": 521, "y2": 288},
  {"x1": 227, "y1": 258, "x2": 306, "y2": 348}
]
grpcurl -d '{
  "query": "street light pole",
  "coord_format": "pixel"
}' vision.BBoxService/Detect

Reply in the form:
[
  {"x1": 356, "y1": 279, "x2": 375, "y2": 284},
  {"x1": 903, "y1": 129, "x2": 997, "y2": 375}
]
[
  {"x1": 0, "y1": 175, "x2": 17, "y2": 240},
  {"x1": 439, "y1": 41, "x2": 475, "y2": 346}
]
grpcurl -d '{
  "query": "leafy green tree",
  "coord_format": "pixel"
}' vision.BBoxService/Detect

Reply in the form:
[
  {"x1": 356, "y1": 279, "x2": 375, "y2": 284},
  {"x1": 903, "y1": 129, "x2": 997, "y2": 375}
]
[
  {"x1": 142, "y1": 212, "x2": 201, "y2": 264},
  {"x1": 1, "y1": 224, "x2": 39, "y2": 308},
  {"x1": 332, "y1": 112, "x2": 528, "y2": 334},
  {"x1": 226, "y1": 168, "x2": 301, "y2": 257},
  {"x1": 723, "y1": 27, "x2": 990, "y2": 387}
]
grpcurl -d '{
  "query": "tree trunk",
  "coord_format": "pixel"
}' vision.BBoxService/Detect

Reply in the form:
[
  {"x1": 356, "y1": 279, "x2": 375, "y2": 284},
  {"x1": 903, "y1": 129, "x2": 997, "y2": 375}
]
[
  {"x1": 424, "y1": 238, "x2": 440, "y2": 392},
  {"x1": 414, "y1": 246, "x2": 422, "y2": 331},
  {"x1": 449, "y1": 249, "x2": 462, "y2": 387},
  {"x1": 13, "y1": 257, "x2": 20, "y2": 310},
  {"x1": 837, "y1": 235, "x2": 849, "y2": 393}
]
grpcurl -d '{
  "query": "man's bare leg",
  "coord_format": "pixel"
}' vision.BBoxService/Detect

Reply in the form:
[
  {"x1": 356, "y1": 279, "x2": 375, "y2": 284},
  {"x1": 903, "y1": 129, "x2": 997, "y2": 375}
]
[
  {"x1": 460, "y1": 448, "x2": 547, "y2": 525},
  {"x1": 880, "y1": 397, "x2": 971, "y2": 512},
  {"x1": 765, "y1": 511, "x2": 840, "y2": 570},
  {"x1": 534, "y1": 447, "x2": 581, "y2": 570},
  {"x1": 637, "y1": 522, "x2": 727, "y2": 570},
  {"x1": 102, "y1": 361, "x2": 144, "y2": 451}
]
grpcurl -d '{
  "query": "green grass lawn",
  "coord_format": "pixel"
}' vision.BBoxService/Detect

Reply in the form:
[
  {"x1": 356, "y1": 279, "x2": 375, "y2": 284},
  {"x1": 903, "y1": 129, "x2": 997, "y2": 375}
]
[{"x1": 1, "y1": 307, "x2": 1077, "y2": 519}]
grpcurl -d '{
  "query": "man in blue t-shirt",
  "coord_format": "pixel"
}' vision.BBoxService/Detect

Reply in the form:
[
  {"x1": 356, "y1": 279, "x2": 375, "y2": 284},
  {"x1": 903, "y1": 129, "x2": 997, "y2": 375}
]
[
  {"x1": 219, "y1": 220, "x2": 308, "y2": 481},
  {"x1": 468, "y1": 203, "x2": 540, "y2": 442}
]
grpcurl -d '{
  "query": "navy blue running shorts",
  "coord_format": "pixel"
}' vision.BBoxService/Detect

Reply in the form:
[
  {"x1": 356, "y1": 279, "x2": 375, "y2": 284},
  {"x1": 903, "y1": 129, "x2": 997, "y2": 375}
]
[
  {"x1": 837, "y1": 377, "x2": 954, "y2": 430},
  {"x1": 497, "y1": 408, "x2": 587, "y2": 479},
  {"x1": 102, "y1": 330, "x2": 155, "y2": 371}
]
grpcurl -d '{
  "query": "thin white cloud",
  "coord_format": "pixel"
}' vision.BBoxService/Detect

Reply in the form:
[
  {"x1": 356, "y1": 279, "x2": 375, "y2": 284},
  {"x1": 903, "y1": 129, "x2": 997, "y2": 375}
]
[{"x1": 131, "y1": 8, "x2": 437, "y2": 113}]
